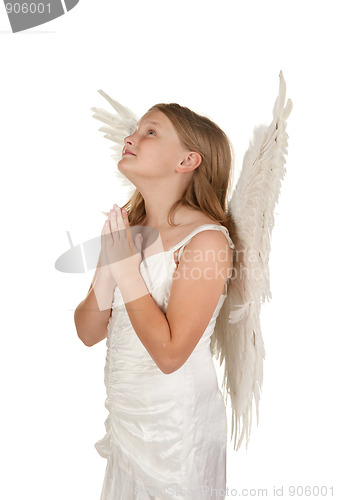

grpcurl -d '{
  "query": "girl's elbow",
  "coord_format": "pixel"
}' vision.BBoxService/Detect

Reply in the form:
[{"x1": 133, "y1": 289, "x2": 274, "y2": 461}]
[
  {"x1": 159, "y1": 355, "x2": 185, "y2": 375},
  {"x1": 160, "y1": 364, "x2": 176, "y2": 375},
  {"x1": 155, "y1": 338, "x2": 186, "y2": 374}
]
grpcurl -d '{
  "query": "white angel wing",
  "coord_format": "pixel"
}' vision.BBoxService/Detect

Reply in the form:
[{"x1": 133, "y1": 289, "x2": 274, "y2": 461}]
[
  {"x1": 91, "y1": 90, "x2": 139, "y2": 197},
  {"x1": 210, "y1": 70, "x2": 293, "y2": 450}
]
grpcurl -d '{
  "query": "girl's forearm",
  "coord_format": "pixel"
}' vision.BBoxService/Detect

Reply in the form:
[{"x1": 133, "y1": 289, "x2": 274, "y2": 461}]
[
  {"x1": 118, "y1": 272, "x2": 174, "y2": 373},
  {"x1": 74, "y1": 268, "x2": 116, "y2": 346},
  {"x1": 91, "y1": 267, "x2": 117, "y2": 311}
]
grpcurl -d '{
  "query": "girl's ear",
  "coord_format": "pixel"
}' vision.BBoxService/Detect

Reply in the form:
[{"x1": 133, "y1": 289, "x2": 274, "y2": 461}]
[{"x1": 179, "y1": 152, "x2": 202, "y2": 172}]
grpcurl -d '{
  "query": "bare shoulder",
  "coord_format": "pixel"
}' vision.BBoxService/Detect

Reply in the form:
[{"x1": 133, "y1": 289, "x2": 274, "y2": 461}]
[
  {"x1": 177, "y1": 224, "x2": 233, "y2": 297},
  {"x1": 180, "y1": 228, "x2": 233, "y2": 268}
]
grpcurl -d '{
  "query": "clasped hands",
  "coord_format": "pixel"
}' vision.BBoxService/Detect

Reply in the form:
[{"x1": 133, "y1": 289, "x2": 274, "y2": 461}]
[{"x1": 100, "y1": 204, "x2": 143, "y2": 286}]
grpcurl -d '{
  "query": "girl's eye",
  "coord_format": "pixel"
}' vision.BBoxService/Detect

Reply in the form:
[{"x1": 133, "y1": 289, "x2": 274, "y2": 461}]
[{"x1": 148, "y1": 130, "x2": 156, "y2": 135}]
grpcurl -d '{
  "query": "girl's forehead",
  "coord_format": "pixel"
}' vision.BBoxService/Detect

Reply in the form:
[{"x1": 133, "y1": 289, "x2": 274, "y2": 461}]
[{"x1": 139, "y1": 109, "x2": 166, "y2": 126}]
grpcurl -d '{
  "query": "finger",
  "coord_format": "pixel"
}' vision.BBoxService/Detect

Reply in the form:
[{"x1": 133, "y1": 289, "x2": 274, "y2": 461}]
[
  {"x1": 122, "y1": 209, "x2": 134, "y2": 252},
  {"x1": 115, "y1": 205, "x2": 126, "y2": 232},
  {"x1": 134, "y1": 233, "x2": 143, "y2": 253},
  {"x1": 122, "y1": 208, "x2": 129, "y2": 226},
  {"x1": 109, "y1": 207, "x2": 118, "y2": 237},
  {"x1": 101, "y1": 220, "x2": 112, "y2": 265},
  {"x1": 102, "y1": 219, "x2": 110, "y2": 235}
]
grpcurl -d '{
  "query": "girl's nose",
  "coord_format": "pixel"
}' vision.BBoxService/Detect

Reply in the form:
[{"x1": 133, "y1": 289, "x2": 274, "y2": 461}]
[
  {"x1": 124, "y1": 131, "x2": 136, "y2": 145},
  {"x1": 125, "y1": 137, "x2": 132, "y2": 145}
]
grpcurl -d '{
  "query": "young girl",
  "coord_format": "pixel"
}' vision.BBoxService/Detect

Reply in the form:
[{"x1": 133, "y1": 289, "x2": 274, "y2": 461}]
[{"x1": 75, "y1": 102, "x2": 237, "y2": 499}]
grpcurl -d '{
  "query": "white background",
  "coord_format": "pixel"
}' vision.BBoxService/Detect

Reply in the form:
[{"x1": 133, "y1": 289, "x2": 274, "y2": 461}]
[{"x1": 1, "y1": 1, "x2": 336, "y2": 499}]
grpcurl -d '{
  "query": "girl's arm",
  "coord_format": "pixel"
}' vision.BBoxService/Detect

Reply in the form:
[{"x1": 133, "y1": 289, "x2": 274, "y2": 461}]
[
  {"x1": 119, "y1": 230, "x2": 232, "y2": 373},
  {"x1": 74, "y1": 251, "x2": 116, "y2": 347}
]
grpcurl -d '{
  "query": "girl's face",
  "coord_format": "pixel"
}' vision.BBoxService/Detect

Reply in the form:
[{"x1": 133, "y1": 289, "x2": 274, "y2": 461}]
[{"x1": 118, "y1": 110, "x2": 188, "y2": 180}]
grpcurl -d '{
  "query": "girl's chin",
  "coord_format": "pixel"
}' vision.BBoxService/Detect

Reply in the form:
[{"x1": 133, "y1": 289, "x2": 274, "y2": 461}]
[
  {"x1": 120, "y1": 155, "x2": 136, "y2": 160},
  {"x1": 118, "y1": 158, "x2": 135, "y2": 168}
]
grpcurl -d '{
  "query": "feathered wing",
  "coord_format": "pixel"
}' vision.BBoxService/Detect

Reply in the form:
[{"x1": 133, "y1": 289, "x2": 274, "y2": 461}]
[
  {"x1": 210, "y1": 70, "x2": 293, "y2": 450},
  {"x1": 91, "y1": 90, "x2": 139, "y2": 199}
]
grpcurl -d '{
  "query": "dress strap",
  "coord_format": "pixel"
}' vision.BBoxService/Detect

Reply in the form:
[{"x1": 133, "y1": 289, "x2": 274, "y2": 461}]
[{"x1": 169, "y1": 224, "x2": 235, "y2": 263}]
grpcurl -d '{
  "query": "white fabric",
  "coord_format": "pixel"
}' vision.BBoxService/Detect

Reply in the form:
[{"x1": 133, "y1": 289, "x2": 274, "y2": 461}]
[{"x1": 95, "y1": 224, "x2": 235, "y2": 499}]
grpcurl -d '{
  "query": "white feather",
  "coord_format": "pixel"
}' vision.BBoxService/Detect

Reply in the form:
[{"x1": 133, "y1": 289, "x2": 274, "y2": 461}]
[
  {"x1": 210, "y1": 70, "x2": 293, "y2": 450},
  {"x1": 91, "y1": 91, "x2": 139, "y2": 201}
]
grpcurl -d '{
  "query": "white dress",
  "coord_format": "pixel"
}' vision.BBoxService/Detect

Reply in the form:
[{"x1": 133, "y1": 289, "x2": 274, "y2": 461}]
[{"x1": 94, "y1": 224, "x2": 235, "y2": 500}]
